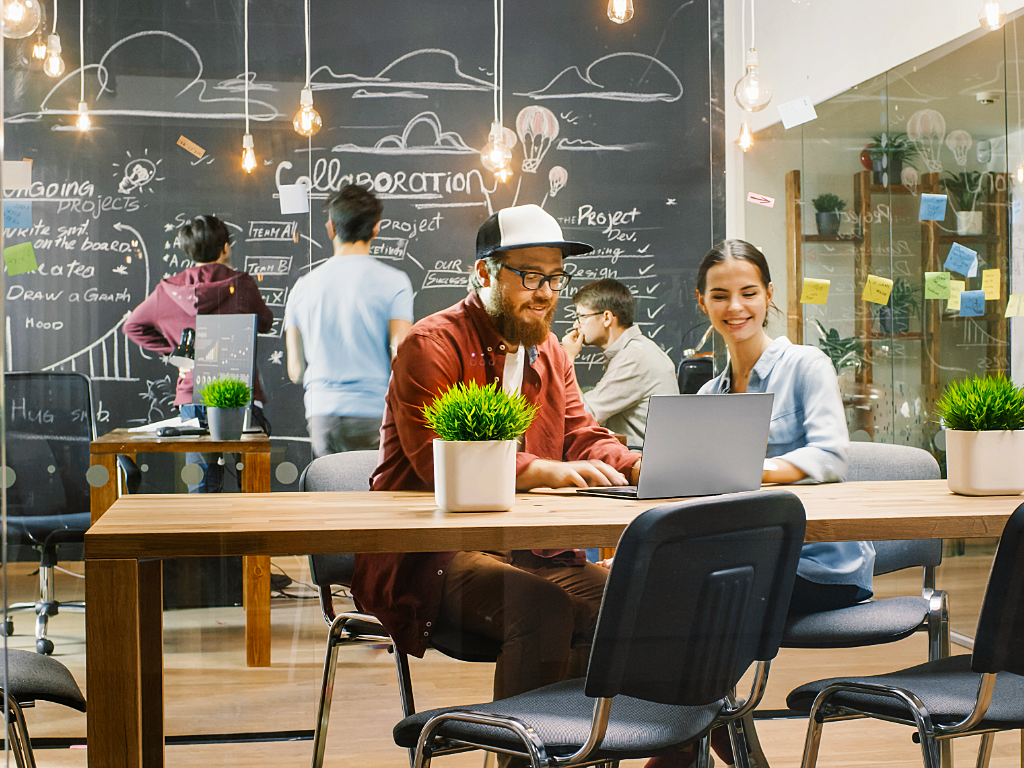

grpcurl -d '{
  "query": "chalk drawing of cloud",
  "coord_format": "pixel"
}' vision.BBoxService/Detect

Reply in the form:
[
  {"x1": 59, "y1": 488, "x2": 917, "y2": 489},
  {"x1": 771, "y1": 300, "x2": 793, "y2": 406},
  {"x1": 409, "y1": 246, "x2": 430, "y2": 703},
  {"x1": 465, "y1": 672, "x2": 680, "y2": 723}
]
[
  {"x1": 352, "y1": 89, "x2": 428, "y2": 100},
  {"x1": 312, "y1": 49, "x2": 493, "y2": 96},
  {"x1": 332, "y1": 112, "x2": 477, "y2": 155},
  {"x1": 6, "y1": 30, "x2": 280, "y2": 124},
  {"x1": 516, "y1": 52, "x2": 682, "y2": 103},
  {"x1": 556, "y1": 138, "x2": 650, "y2": 152}
]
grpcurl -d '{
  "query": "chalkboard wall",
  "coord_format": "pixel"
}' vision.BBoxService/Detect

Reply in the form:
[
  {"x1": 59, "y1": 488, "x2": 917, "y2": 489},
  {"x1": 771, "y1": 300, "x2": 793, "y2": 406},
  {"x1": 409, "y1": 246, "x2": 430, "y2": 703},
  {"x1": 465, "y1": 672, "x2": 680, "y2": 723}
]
[{"x1": 3, "y1": 0, "x2": 724, "y2": 480}]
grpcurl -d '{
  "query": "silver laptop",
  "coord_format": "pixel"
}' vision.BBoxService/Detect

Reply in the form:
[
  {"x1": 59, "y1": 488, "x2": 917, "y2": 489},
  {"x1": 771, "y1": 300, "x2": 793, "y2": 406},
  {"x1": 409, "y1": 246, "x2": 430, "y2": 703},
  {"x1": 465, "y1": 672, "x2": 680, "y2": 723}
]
[{"x1": 577, "y1": 393, "x2": 774, "y2": 499}]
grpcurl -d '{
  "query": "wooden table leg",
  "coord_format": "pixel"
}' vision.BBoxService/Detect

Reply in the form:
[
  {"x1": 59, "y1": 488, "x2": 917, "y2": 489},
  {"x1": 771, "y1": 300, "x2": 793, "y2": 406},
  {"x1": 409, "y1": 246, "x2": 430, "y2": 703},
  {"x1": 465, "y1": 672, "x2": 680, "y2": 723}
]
[
  {"x1": 87, "y1": 558, "x2": 164, "y2": 767},
  {"x1": 242, "y1": 451, "x2": 272, "y2": 667},
  {"x1": 89, "y1": 453, "x2": 118, "y2": 524}
]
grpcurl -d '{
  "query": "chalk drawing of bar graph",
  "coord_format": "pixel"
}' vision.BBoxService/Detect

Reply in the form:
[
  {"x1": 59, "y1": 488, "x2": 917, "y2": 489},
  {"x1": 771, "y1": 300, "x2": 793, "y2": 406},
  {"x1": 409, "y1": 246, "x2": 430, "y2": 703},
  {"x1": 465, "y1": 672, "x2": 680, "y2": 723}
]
[{"x1": 40, "y1": 313, "x2": 139, "y2": 382}]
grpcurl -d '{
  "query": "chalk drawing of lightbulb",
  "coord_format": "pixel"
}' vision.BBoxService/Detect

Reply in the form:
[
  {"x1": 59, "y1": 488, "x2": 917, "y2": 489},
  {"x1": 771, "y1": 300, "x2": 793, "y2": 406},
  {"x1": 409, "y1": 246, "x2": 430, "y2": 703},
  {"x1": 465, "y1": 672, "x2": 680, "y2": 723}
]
[
  {"x1": 901, "y1": 166, "x2": 919, "y2": 195},
  {"x1": 906, "y1": 109, "x2": 946, "y2": 173},
  {"x1": 945, "y1": 130, "x2": 973, "y2": 167},
  {"x1": 113, "y1": 149, "x2": 164, "y2": 194}
]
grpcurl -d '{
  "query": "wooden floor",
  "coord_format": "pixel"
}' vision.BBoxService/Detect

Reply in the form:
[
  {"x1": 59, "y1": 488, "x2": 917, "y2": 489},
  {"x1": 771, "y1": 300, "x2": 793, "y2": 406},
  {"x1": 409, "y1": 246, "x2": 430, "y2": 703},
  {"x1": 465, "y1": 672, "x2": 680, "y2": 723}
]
[{"x1": 5, "y1": 542, "x2": 1021, "y2": 767}]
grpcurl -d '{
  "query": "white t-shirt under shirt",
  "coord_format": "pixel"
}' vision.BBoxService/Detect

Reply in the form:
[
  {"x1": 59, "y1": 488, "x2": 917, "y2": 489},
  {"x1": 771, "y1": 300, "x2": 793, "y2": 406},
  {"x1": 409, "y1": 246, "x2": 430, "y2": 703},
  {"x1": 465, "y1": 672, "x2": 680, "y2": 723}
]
[
  {"x1": 502, "y1": 346, "x2": 525, "y2": 395},
  {"x1": 284, "y1": 255, "x2": 413, "y2": 419}
]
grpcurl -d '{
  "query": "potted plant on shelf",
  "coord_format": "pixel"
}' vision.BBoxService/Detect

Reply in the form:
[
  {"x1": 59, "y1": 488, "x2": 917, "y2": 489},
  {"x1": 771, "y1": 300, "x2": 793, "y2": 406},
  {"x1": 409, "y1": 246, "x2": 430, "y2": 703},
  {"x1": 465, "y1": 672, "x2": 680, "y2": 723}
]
[
  {"x1": 423, "y1": 380, "x2": 539, "y2": 512},
  {"x1": 811, "y1": 193, "x2": 846, "y2": 236},
  {"x1": 198, "y1": 375, "x2": 252, "y2": 441},
  {"x1": 936, "y1": 375, "x2": 1024, "y2": 496},
  {"x1": 940, "y1": 170, "x2": 986, "y2": 235},
  {"x1": 877, "y1": 278, "x2": 920, "y2": 335},
  {"x1": 813, "y1": 320, "x2": 863, "y2": 375},
  {"x1": 868, "y1": 131, "x2": 920, "y2": 186}
]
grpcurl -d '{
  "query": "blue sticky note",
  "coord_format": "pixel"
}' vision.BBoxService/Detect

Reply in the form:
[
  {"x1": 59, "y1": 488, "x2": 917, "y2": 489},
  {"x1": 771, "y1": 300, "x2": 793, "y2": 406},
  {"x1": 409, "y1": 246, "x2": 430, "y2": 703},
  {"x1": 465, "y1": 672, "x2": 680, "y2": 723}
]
[
  {"x1": 919, "y1": 194, "x2": 947, "y2": 221},
  {"x1": 944, "y1": 243, "x2": 979, "y2": 278},
  {"x1": 959, "y1": 290, "x2": 986, "y2": 318},
  {"x1": 1014, "y1": 200, "x2": 1022, "y2": 224},
  {"x1": 3, "y1": 200, "x2": 31, "y2": 229}
]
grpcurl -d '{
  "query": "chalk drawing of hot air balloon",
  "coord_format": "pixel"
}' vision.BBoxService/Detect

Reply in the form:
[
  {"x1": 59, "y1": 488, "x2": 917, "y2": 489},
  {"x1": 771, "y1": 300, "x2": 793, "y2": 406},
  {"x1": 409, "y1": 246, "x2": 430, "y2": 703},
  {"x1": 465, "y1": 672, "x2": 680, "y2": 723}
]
[
  {"x1": 516, "y1": 105, "x2": 559, "y2": 173},
  {"x1": 945, "y1": 129, "x2": 973, "y2": 167},
  {"x1": 906, "y1": 109, "x2": 946, "y2": 173},
  {"x1": 541, "y1": 166, "x2": 568, "y2": 209}
]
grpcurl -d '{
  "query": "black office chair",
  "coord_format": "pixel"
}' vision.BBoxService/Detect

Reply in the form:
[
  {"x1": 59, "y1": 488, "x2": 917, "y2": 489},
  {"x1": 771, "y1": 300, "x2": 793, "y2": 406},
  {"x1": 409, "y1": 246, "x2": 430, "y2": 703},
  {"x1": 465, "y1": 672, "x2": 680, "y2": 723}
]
[
  {"x1": 0, "y1": 648, "x2": 87, "y2": 766},
  {"x1": 301, "y1": 451, "x2": 502, "y2": 768},
  {"x1": 787, "y1": 500, "x2": 1024, "y2": 768},
  {"x1": 393, "y1": 489, "x2": 807, "y2": 768},
  {"x1": 4, "y1": 372, "x2": 96, "y2": 655},
  {"x1": 677, "y1": 356, "x2": 715, "y2": 394}
]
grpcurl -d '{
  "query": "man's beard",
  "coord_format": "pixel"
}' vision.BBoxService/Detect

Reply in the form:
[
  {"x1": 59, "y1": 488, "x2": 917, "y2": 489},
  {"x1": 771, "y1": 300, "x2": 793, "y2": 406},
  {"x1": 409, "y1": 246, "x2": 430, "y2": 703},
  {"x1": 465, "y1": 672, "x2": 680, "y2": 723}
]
[{"x1": 482, "y1": 283, "x2": 557, "y2": 348}]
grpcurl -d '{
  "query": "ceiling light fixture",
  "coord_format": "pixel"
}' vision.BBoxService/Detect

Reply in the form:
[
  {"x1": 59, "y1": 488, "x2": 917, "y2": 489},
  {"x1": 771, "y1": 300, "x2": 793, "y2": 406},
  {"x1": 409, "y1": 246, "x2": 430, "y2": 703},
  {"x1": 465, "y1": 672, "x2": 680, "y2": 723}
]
[
  {"x1": 76, "y1": 0, "x2": 89, "y2": 130},
  {"x1": 292, "y1": 0, "x2": 321, "y2": 137},
  {"x1": 2, "y1": 0, "x2": 41, "y2": 39},
  {"x1": 242, "y1": 0, "x2": 255, "y2": 173},
  {"x1": 607, "y1": 0, "x2": 633, "y2": 24},
  {"x1": 734, "y1": 0, "x2": 772, "y2": 113},
  {"x1": 737, "y1": 121, "x2": 753, "y2": 152},
  {"x1": 979, "y1": 1, "x2": 1006, "y2": 31},
  {"x1": 480, "y1": 0, "x2": 512, "y2": 181}
]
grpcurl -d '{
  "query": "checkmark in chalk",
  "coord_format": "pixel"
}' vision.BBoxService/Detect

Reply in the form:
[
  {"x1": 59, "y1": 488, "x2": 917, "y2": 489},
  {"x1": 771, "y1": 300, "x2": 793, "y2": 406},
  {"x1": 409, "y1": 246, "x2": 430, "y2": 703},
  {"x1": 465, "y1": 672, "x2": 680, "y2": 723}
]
[
  {"x1": 638, "y1": 244, "x2": 650, "y2": 254},
  {"x1": 638, "y1": 264, "x2": 655, "y2": 275},
  {"x1": 647, "y1": 304, "x2": 666, "y2": 319},
  {"x1": 650, "y1": 325, "x2": 665, "y2": 338},
  {"x1": 646, "y1": 282, "x2": 661, "y2": 294}
]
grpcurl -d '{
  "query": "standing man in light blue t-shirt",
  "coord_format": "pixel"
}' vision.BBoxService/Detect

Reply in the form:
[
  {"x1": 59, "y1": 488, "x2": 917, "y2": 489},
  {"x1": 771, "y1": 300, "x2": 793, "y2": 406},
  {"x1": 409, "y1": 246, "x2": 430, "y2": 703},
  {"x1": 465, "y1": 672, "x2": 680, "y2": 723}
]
[{"x1": 285, "y1": 185, "x2": 414, "y2": 457}]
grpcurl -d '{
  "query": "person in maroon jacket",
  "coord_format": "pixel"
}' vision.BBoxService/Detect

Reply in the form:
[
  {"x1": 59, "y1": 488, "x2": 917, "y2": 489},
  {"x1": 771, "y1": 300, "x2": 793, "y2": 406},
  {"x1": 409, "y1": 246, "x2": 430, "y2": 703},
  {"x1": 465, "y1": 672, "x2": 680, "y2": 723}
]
[
  {"x1": 124, "y1": 214, "x2": 274, "y2": 492},
  {"x1": 354, "y1": 205, "x2": 641, "y2": 707}
]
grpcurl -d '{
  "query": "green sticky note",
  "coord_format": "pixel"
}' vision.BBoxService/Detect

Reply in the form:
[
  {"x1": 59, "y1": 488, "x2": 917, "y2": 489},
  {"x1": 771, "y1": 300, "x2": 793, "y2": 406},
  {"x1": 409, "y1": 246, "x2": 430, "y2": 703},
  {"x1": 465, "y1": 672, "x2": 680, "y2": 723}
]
[
  {"x1": 924, "y1": 272, "x2": 951, "y2": 300},
  {"x1": 3, "y1": 242, "x2": 37, "y2": 276}
]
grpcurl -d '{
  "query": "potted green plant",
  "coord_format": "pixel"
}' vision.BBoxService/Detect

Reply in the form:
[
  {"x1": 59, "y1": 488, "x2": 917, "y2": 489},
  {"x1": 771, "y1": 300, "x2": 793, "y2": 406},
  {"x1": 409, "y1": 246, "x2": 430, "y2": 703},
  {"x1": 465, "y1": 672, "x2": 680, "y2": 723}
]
[
  {"x1": 877, "y1": 278, "x2": 920, "y2": 334},
  {"x1": 869, "y1": 131, "x2": 920, "y2": 186},
  {"x1": 198, "y1": 375, "x2": 252, "y2": 441},
  {"x1": 814, "y1": 320, "x2": 863, "y2": 375},
  {"x1": 423, "y1": 381, "x2": 539, "y2": 512},
  {"x1": 936, "y1": 375, "x2": 1024, "y2": 496},
  {"x1": 811, "y1": 193, "x2": 846, "y2": 236},
  {"x1": 940, "y1": 171, "x2": 987, "y2": 235}
]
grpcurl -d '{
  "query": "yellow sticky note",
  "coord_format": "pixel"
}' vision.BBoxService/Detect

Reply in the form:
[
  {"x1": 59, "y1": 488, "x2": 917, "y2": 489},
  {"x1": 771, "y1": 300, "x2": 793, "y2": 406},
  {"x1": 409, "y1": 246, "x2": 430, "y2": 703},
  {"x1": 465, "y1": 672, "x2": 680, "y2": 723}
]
[
  {"x1": 982, "y1": 269, "x2": 1001, "y2": 300},
  {"x1": 1006, "y1": 294, "x2": 1022, "y2": 318},
  {"x1": 948, "y1": 280, "x2": 965, "y2": 312},
  {"x1": 862, "y1": 274, "x2": 894, "y2": 305},
  {"x1": 800, "y1": 278, "x2": 831, "y2": 305}
]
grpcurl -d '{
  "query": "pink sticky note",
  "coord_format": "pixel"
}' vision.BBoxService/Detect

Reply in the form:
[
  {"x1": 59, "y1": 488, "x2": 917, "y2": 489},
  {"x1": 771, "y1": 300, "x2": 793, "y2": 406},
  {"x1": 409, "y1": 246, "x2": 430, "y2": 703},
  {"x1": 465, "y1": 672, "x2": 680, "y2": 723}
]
[{"x1": 746, "y1": 192, "x2": 775, "y2": 208}]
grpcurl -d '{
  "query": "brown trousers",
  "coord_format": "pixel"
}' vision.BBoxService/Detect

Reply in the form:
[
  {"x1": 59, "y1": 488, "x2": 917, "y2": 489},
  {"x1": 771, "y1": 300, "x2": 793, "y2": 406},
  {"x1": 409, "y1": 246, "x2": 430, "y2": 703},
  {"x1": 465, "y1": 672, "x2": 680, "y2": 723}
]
[{"x1": 435, "y1": 550, "x2": 608, "y2": 701}]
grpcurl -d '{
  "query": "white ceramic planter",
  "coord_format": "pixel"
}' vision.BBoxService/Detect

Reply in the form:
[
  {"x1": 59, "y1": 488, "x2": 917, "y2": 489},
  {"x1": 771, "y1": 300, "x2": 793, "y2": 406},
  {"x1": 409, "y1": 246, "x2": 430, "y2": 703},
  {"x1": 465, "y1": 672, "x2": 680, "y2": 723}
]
[
  {"x1": 945, "y1": 429, "x2": 1024, "y2": 496},
  {"x1": 955, "y1": 211, "x2": 983, "y2": 236},
  {"x1": 433, "y1": 439, "x2": 517, "y2": 512}
]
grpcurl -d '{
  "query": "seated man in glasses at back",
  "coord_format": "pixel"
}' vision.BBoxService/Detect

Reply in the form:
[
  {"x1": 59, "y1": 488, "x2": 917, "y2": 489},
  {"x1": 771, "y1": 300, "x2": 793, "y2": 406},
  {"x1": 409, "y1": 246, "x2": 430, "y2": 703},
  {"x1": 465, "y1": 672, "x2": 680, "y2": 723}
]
[
  {"x1": 561, "y1": 278, "x2": 678, "y2": 448},
  {"x1": 353, "y1": 204, "x2": 641, "y2": 706}
]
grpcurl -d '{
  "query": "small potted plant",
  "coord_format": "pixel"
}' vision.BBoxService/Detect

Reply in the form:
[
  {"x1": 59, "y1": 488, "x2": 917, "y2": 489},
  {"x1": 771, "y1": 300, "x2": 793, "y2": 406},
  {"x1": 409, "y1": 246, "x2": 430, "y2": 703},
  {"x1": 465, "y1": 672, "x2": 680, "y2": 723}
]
[
  {"x1": 868, "y1": 131, "x2": 920, "y2": 186},
  {"x1": 423, "y1": 381, "x2": 539, "y2": 512},
  {"x1": 814, "y1": 320, "x2": 863, "y2": 375},
  {"x1": 811, "y1": 193, "x2": 845, "y2": 236},
  {"x1": 940, "y1": 171, "x2": 987, "y2": 235},
  {"x1": 198, "y1": 375, "x2": 252, "y2": 441},
  {"x1": 877, "y1": 278, "x2": 920, "y2": 335},
  {"x1": 936, "y1": 375, "x2": 1024, "y2": 496}
]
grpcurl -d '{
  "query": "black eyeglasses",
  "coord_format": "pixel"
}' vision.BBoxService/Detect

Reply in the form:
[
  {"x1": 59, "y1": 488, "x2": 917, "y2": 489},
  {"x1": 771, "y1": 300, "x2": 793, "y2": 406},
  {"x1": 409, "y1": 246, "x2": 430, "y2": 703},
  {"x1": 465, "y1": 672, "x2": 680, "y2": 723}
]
[
  {"x1": 501, "y1": 264, "x2": 573, "y2": 291},
  {"x1": 572, "y1": 311, "x2": 603, "y2": 324}
]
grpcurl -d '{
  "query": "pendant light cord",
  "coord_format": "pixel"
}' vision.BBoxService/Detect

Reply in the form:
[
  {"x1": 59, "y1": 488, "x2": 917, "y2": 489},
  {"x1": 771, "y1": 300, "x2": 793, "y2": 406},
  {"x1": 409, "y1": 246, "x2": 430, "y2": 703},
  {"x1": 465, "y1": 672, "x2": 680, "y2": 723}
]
[
  {"x1": 244, "y1": 0, "x2": 250, "y2": 134},
  {"x1": 52, "y1": 0, "x2": 57, "y2": 33},
  {"x1": 741, "y1": 0, "x2": 745, "y2": 59},
  {"x1": 492, "y1": 0, "x2": 498, "y2": 122},
  {"x1": 79, "y1": 0, "x2": 83, "y2": 102},
  {"x1": 499, "y1": 0, "x2": 504, "y2": 126},
  {"x1": 304, "y1": 0, "x2": 310, "y2": 89},
  {"x1": 751, "y1": 0, "x2": 755, "y2": 49}
]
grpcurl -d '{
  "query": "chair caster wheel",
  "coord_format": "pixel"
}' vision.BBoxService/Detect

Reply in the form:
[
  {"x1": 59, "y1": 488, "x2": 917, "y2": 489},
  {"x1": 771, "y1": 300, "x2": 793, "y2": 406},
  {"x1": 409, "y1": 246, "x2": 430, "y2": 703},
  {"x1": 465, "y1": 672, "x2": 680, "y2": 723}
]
[
  {"x1": 36, "y1": 638, "x2": 54, "y2": 655},
  {"x1": 0, "y1": 619, "x2": 12, "y2": 637}
]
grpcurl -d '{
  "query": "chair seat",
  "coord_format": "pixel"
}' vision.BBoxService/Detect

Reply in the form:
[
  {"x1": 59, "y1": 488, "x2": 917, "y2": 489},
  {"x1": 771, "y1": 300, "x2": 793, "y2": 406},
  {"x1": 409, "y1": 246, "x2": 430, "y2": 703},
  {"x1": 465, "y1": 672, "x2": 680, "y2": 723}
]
[
  {"x1": 782, "y1": 596, "x2": 929, "y2": 649},
  {"x1": 2, "y1": 649, "x2": 86, "y2": 712},
  {"x1": 6, "y1": 514, "x2": 91, "y2": 544},
  {"x1": 787, "y1": 655, "x2": 1024, "y2": 729},
  {"x1": 429, "y1": 624, "x2": 502, "y2": 663},
  {"x1": 395, "y1": 678, "x2": 724, "y2": 759},
  {"x1": 340, "y1": 617, "x2": 392, "y2": 641}
]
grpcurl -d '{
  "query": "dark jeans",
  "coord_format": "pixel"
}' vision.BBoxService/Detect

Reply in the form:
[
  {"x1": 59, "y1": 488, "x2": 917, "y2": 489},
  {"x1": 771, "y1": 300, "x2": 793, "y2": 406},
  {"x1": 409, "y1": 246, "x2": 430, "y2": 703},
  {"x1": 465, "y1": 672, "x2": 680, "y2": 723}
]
[
  {"x1": 788, "y1": 575, "x2": 873, "y2": 616},
  {"x1": 435, "y1": 551, "x2": 607, "y2": 702},
  {"x1": 185, "y1": 452, "x2": 228, "y2": 494},
  {"x1": 308, "y1": 415, "x2": 382, "y2": 458}
]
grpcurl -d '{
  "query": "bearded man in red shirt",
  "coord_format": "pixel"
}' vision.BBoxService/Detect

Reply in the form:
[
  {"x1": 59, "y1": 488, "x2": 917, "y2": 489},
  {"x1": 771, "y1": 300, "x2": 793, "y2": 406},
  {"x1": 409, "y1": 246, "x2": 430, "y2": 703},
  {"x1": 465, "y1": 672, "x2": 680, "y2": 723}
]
[{"x1": 353, "y1": 204, "x2": 641, "y2": 702}]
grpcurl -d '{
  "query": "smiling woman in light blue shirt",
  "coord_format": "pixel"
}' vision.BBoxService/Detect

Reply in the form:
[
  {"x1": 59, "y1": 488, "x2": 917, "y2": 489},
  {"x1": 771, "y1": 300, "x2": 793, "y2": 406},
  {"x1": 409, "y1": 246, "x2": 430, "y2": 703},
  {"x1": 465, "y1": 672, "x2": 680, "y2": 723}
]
[{"x1": 695, "y1": 239, "x2": 874, "y2": 616}]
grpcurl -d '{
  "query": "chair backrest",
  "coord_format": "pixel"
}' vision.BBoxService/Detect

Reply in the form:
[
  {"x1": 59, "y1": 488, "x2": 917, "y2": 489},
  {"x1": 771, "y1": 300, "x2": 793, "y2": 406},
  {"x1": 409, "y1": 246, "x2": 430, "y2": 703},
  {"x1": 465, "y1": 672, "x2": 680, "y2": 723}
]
[
  {"x1": 846, "y1": 442, "x2": 943, "y2": 575},
  {"x1": 677, "y1": 356, "x2": 715, "y2": 394},
  {"x1": 586, "y1": 489, "x2": 806, "y2": 706},
  {"x1": 300, "y1": 451, "x2": 380, "y2": 591},
  {"x1": 4, "y1": 372, "x2": 95, "y2": 519},
  {"x1": 972, "y1": 501, "x2": 1024, "y2": 675}
]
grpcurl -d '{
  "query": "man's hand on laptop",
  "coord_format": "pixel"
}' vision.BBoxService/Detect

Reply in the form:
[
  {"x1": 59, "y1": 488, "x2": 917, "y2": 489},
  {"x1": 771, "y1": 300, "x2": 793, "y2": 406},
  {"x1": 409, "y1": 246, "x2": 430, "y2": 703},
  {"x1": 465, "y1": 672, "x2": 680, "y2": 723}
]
[{"x1": 517, "y1": 459, "x2": 628, "y2": 490}]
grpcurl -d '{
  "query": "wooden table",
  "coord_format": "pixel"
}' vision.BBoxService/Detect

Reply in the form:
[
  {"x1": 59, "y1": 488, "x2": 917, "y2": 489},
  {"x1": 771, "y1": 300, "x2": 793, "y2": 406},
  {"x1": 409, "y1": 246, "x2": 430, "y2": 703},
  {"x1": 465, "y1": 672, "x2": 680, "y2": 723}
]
[
  {"x1": 83, "y1": 480, "x2": 1024, "y2": 768},
  {"x1": 88, "y1": 428, "x2": 273, "y2": 668}
]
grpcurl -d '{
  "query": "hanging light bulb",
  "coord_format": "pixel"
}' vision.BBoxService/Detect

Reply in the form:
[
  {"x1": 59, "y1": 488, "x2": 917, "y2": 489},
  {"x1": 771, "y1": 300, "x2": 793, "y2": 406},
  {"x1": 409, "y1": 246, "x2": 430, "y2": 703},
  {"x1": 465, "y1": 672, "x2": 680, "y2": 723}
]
[
  {"x1": 42, "y1": 33, "x2": 64, "y2": 76},
  {"x1": 1015, "y1": 162, "x2": 1024, "y2": 185},
  {"x1": 495, "y1": 166, "x2": 514, "y2": 183},
  {"x1": 737, "y1": 121, "x2": 754, "y2": 152},
  {"x1": 31, "y1": 31, "x2": 45, "y2": 59},
  {"x1": 292, "y1": 87, "x2": 322, "y2": 137},
  {"x1": 241, "y1": 133, "x2": 256, "y2": 173},
  {"x1": 734, "y1": 48, "x2": 772, "y2": 112},
  {"x1": 481, "y1": 120, "x2": 512, "y2": 173},
  {"x1": 76, "y1": 100, "x2": 90, "y2": 131},
  {"x1": 978, "y1": 1, "x2": 1006, "y2": 30},
  {"x1": 2, "y1": 0, "x2": 41, "y2": 39},
  {"x1": 607, "y1": 0, "x2": 633, "y2": 24}
]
